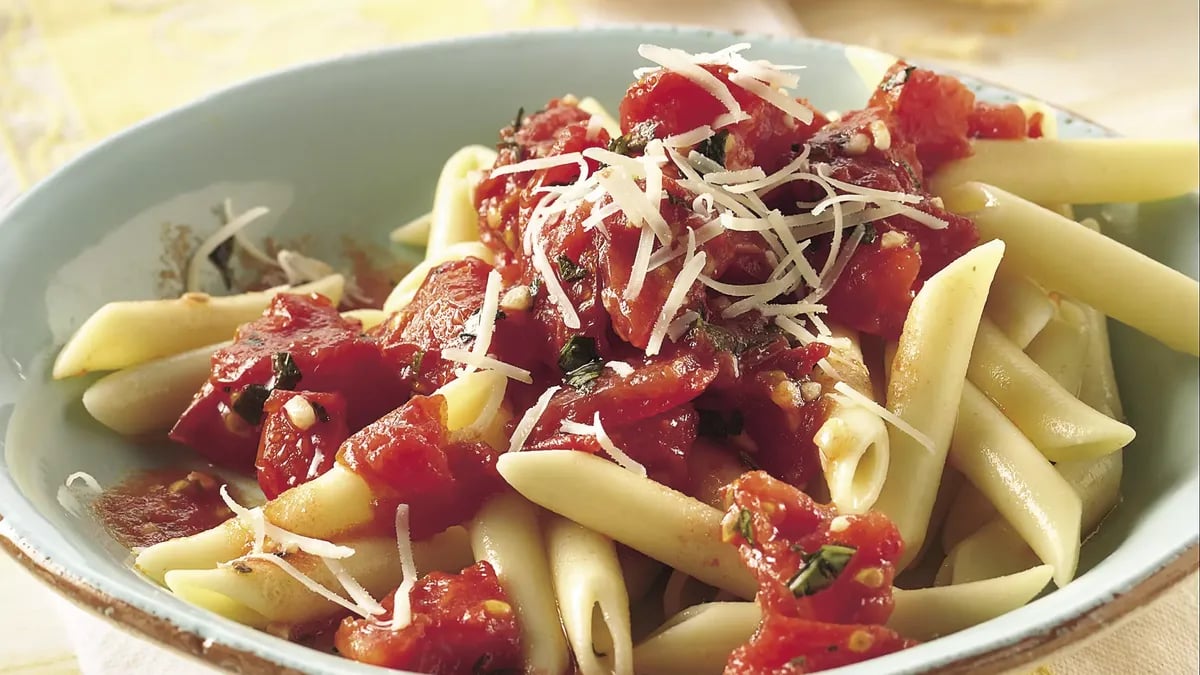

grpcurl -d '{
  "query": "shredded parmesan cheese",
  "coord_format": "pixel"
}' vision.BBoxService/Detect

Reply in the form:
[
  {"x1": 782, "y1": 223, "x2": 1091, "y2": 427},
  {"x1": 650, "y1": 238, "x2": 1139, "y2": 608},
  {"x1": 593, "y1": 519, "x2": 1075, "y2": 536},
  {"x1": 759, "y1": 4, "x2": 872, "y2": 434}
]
[
  {"x1": 508, "y1": 386, "x2": 560, "y2": 453},
  {"x1": 832, "y1": 381, "x2": 935, "y2": 453},
  {"x1": 441, "y1": 348, "x2": 533, "y2": 384}
]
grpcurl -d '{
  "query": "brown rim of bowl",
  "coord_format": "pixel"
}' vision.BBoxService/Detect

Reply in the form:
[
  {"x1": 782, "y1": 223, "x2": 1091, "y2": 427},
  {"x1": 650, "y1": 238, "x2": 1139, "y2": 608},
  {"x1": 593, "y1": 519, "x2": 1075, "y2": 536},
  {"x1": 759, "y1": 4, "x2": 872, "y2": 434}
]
[{"x1": 0, "y1": 513, "x2": 1196, "y2": 675}]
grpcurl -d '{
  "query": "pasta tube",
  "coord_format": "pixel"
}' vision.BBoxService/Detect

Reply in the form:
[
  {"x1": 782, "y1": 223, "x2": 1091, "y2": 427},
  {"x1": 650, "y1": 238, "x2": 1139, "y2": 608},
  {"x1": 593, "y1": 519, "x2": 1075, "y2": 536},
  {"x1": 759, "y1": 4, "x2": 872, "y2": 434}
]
[
  {"x1": 545, "y1": 516, "x2": 633, "y2": 675},
  {"x1": 814, "y1": 326, "x2": 890, "y2": 515},
  {"x1": 1025, "y1": 299, "x2": 1089, "y2": 397},
  {"x1": 469, "y1": 493, "x2": 569, "y2": 675},
  {"x1": 930, "y1": 139, "x2": 1200, "y2": 204},
  {"x1": 381, "y1": 241, "x2": 495, "y2": 315},
  {"x1": 873, "y1": 240, "x2": 1005, "y2": 568},
  {"x1": 389, "y1": 211, "x2": 432, "y2": 247},
  {"x1": 427, "y1": 146, "x2": 499, "y2": 259},
  {"x1": 577, "y1": 97, "x2": 621, "y2": 136},
  {"x1": 53, "y1": 275, "x2": 344, "y2": 378},
  {"x1": 949, "y1": 382, "x2": 1082, "y2": 586},
  {"x1": 941, "y1": 182, "x2": 1200, "y2": 356},
  {"x1": 1075, "y1": 218, "x2": 1124, "y2": 419},
  {"x1": 939, "y1": 482, "x2": 996, "y2": 553},
  {"x1": 135, "y1": 370, "x2": 510, "y2": 583},
  {"x1": 632, "y1": 565, "x2": 1054, "y2": 674},
  {"x1": 984, "y1": 267, "x2": 1054, "y2": 349},
  {"x1": 968, "y1": 319, "x2": 1134, "y2": 462},
  {"x1": 164, "y1": 530, "x2": 473, "y2": 630},
  {"x1": 82, "y1": 341, "x2": 227, "y2": 436},
  {"x1": 496, "y1": 450, "x2": 757, "y2": 599}
]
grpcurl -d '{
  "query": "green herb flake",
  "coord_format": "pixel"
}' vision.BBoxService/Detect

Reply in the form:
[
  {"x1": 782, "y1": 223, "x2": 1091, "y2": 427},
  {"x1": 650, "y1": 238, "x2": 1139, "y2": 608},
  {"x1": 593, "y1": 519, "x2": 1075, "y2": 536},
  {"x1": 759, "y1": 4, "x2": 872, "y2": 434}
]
[
  {"x1": 557, "y1": 335, "x2": 600, "y2": 374},
  {"x1": 271, "y1": 352, "x2": 302, "y2": 390},
  {"x1": 861, "y1": 222, "x2": 878, "y2": 245},
  {"x1": 511, "y1": 106, "x2": 525, "y2": 132},
  {"x1": 207, "y1": 238, "x2": 235, "y2": 290},
  {"x1": 555, "y1": 255, "x2": 588, "y2": 282},
  {"x1": 697, "y1": 409, "x2": 744, "y2": 439},
  {"x1": 606, "y1": 121, "x2": 659, "y2": 156},
  {"x1": 564, "y1": 361, "x2": 605, "y2": 391},
  {"x1": 311, "y1": 401, "x2": 330, "y2": 424},
  {"x1": 529, "y1": 276, "x2": 542, "y2": 298},
  {"x1": 738, "y1": 450, "x2": 760, "y2": 471},
  {"x1": 231, "y1": 384, "x2": 271, "y2": 426},
  {"x1": 460, "y1": 309, "x2": 508, "y2": 342},
  {"x1": 696, "y1": 130, "x2": 730, "y2": 167},
  {"x1": 691, "y1": 318, "x2": 747, "y2": 355},
  {"x1": 880, "y1": 65, "x2": 916, "y2": 94},
  {"x1": 411, "y1": 349, "x2": 426, "y2": 375},
  {"x1": 736, "y1": 508, "x2": 756, "y2": 544},
  {"x1": 787, "y1": 544, "x2": 857, "y2": 597}
]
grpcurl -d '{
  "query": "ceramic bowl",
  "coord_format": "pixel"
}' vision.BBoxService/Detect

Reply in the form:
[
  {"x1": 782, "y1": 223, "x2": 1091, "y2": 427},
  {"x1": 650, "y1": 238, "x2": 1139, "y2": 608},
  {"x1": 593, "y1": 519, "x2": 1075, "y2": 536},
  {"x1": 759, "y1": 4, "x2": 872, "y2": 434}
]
[{"x1": 0, "y1": 26, "x2": 1195, "y2": 675}]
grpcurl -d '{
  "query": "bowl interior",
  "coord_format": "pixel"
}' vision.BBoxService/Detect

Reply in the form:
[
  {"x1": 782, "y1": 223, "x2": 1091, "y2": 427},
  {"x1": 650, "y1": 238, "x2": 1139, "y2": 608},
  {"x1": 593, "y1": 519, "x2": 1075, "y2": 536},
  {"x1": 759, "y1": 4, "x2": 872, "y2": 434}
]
[{"x1": 0, "y1": 26, "x2": 1196, "y2": 675}]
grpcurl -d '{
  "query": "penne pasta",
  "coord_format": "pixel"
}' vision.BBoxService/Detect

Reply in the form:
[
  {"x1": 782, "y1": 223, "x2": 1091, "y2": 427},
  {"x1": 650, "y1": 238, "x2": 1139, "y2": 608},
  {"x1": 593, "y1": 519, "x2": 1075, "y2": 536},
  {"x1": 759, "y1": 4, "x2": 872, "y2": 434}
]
[
  {"x1": 53, "y1": 275, "x2": 345, "y2": 379},
  {"x1": 814, "y1": 326, "x2": 890, "y2": 515},
  {"x1": 164, "y1": 529, "x2": 473, "y2": 631},
  {"x1": 469, "y1": 493, "x2": 570, "y2": 675},
  {"x1": 985, "y1": 266, "x2": 1054, "y2": 349},
  {"x1": 941, "y1": 182, "x2": 1200, "y2": 356},
  {"x1": 930, "y1": 139, "x2": 1200, "y2": 205},
  {"x1": 545, "y1": 516, "x2": 634, "y2": 675},
  {"x1": 576, "y1": 97, "x2": 622, "y2": 136},
  {"x1": 1075, "y1": 218, "x2": 1125, "y2": 419},
  {"x1": 427, "y1": 146, "x2": 500, "y2": 259},
  {"x1": 82, "y1": 341, "x2": 227, "y2": 436},
  {"x1": 338, "y1": 308, "x2": 387, "y2": 332},
  {"x1": 873, "y1": 240, "x2": 1005, "y2": 569},
  {"x1": 939, "y1": 481, "x2": 996, "y2": 554},
  {"x1": 967, "y1": 319, "x2": 1134, "y2": 462},
  {"x1": 496, "y1": 450, "x2": 758, "y2": 599},
  {"x1": 381, "y1": 241, "x2": 495, "y2": 315},
  {"x1": 949, "y1": 382, "x2": 1082, "y2": 586},
  {"x1": 389, "y1": 211, "x2": 432, "y2": 247},
  {"x1": 1025, "y1": 299, "x2": 1089, "y2": 397},
  {"x1": 633, "y1": 564, "x2": 1054, "y2": 674},
  {"x1": 136, "y1": 370, "x2": 509, "y2": 583}
]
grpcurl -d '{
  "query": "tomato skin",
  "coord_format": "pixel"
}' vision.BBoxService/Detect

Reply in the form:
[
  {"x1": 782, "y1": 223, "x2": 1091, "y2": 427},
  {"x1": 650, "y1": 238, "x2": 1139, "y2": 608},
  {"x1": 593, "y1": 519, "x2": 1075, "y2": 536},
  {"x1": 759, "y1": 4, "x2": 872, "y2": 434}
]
[
  {"x1": 337, "y1": 394, "x2": 502, "y2": 539},
  {"x1": 726, "y1": 615, "x2": 915, "y2": 674},
  {"x1": 254, "y1": 390, "x2": 349, "y2": 499},
  {"x1": 334, "y1": 561, "x2": 521, "y2": 674},
  {"x1": 869, "y1": 63, "x2": 976, "y2": 171},
  {"x1": 619, "y1": 65, "x2": 827, "y2": 172},
  {"x1": 822, "y1": 244, "x2": 922, "y2": 339},
  {"x1": 968, "y1": 101, "x2": 1029, "y2": 140},
  {"x1": 720, "y1": 472, "x2": 914, "y2": 673},
  {"x1": 170, "y1": 293, "x2": 408, "y2": 468}
]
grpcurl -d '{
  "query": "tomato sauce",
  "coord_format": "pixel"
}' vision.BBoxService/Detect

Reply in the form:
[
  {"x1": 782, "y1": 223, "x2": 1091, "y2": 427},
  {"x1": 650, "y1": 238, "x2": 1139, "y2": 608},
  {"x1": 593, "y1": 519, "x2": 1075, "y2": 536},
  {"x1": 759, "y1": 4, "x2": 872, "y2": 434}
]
[
  {"x1": 336, "y1": 394, "x2": 502, "y2": 540},
  {"x1": 334, "y1": 561, "x2": 521, "y2": 674},
  {"x1": 720, "y1": 472, "x2": 915, "y2": 673},
  {"x1": 92, "y1": 470, "x2": 234, "y2": 548}
]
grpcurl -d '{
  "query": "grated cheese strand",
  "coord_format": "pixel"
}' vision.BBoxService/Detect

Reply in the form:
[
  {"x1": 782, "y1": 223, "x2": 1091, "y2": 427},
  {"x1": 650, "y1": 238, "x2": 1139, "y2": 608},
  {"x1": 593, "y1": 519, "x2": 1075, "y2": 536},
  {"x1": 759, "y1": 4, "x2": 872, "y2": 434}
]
[
  {"x1": 324, "y1": 558, "x2": 387, "y2": 617},
  {"x1": 465, "y1": 269, "x2": 504, "y2": 374},
  {"x1": 508, "y1": 386, "x2": 561, "y2": 453},
  {"x1": 441, "y1": 348, "x2": 534, "y2": 384},
  {"x1": 187, "y1": 206, "x2": 270, "y2": 292},
  {"x1": 488, "y1": 153, "x2": 589, "y2": 179},
  {"x1": 592, "y1": 413, "x2": 649, "y2": 476},
  {"x1": 646, "y1": 250, "x2": 708, "y2": 356},
  {"x1": 233, "y1": 553, "x2": 379, "y2": 620},
  {"x1": 729, "y1": 72, "x2": 815, "y2": 124},
  {"x1": 637, "y1": 44, "x2": 749, "y2": 128},
  {"x1": 833, "y1": 381, "x2": 935, "y2": 453},
  {"x1": 383, "y1": 504, "x2": 419, "y2": 631}
]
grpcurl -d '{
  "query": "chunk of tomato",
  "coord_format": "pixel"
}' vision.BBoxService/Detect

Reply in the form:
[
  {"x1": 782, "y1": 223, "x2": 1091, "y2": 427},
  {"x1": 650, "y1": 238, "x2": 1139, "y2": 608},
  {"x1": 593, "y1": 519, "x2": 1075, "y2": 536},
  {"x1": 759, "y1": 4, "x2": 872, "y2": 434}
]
[{"x1": 255, "y1": 390, "x2": 349, "y2": 499}]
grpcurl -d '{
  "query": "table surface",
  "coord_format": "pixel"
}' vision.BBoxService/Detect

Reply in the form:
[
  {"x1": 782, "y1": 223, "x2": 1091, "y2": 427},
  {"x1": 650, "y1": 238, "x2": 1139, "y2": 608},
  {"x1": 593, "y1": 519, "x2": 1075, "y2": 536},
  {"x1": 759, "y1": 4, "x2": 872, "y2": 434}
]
[{"x1": 0, "y1": 0, "x2": 1196, "y2": 673}]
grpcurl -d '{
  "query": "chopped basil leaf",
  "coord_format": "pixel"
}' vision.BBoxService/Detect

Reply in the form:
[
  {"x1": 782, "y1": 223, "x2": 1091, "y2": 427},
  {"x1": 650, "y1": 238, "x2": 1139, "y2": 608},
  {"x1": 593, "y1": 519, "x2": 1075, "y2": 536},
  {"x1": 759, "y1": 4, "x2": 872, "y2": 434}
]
[
  {"x1": 555, "y1": 255, "x2": 588, "y2": 282},
  {"x1": 861, "y1": 222, "x2": 878, "y2": 245},
  {"x1": 311, "y1": 401, "x2": 330, "y2": 424},
  {"x1": 736, "y1": 508, "x2": 755, "y2": 544},
  {"x1": 691, "y1": 318, "x2": 747, "y2": 354},
  {"x1": 558, "y1": 335, "x2": 601, "y2": 374},
  {"x1": 231, "y1": 384, "x2": 271, "y2": 425},
  {"x1": 411, "y1": 349, "x2": 426, "y2": 374},
  {"x1": 564, "y1": 361, "x2": 604, "y2": 390},
  {"x1": 787, "y1": 544, "x2": 857, "y2": 597},
  {"x1": 738, "y1": 450, "x2": 761, "y2": 470},
  {"x1": 696, "y1": 130, "x2": 730, "y2": 167},
  {"x1": 529, "y1": 275, "x2": 542, "y2": 298},
  {"x1": 271, "y1": 352, "x2": 302, "y2": 390},
  {"x1": 665, "y1": 190, "x2": 690, "y2": 208},
  {"x1": 697, "y1": 408, "x2": 744, "y2": 439},
  {"x1": 607, "y1": 121, "x2": 658, "y2": 156},
  {"x1": 512, "y1": 106, "x2": 525, "y2": 132},
  {"x1": 880, "y1": 65, "x2": 916, "y2": 94},
  {"x1": 207, "y1": 238, "x2": 235, "y2": 291},
  {"x1": 895, "y1": 157, "x2": 922, "y2": 189}
]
